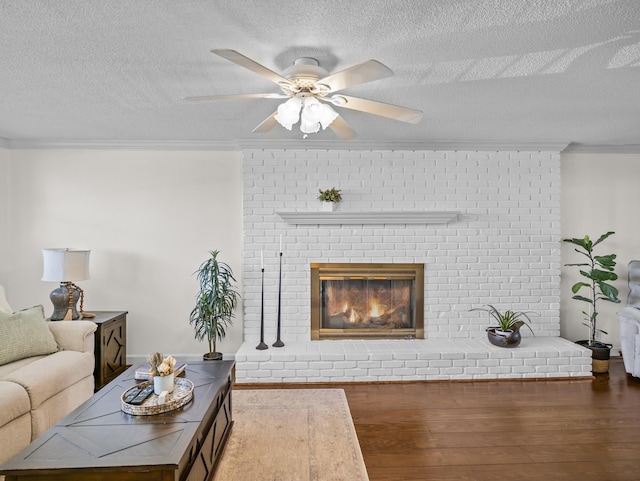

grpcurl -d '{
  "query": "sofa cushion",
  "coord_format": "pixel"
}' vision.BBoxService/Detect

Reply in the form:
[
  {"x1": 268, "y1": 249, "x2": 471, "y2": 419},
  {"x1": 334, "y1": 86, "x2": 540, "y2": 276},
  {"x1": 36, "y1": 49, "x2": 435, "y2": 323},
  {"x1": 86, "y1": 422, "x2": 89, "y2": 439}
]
[
  {"x1": 0, "y1": 284, "x2": 13, "y2": 313},
  {"x1": 2, "y1": 350, "x2": 94, "y2": 409},
  {"x1": 0, "y1": 305, "x2": 59, "y2": 366},
  {"x1": 0, "y1": 354, "x2": 42, "y2": 379}
]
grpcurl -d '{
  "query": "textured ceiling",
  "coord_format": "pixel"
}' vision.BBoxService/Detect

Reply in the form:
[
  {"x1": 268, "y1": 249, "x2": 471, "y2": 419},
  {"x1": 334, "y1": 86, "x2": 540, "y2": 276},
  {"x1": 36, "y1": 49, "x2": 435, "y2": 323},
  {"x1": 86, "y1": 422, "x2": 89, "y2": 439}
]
[{"x1": 1, "y1": 0, "x2": 640, "y2": 150}]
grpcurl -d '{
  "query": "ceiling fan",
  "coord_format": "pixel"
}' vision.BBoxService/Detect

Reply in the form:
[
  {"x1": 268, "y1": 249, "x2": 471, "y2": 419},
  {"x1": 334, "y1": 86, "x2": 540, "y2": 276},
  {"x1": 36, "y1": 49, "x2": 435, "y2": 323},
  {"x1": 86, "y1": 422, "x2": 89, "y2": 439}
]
[{"x1": 184, "y1": 49, "x2": 423, "y2": 140}]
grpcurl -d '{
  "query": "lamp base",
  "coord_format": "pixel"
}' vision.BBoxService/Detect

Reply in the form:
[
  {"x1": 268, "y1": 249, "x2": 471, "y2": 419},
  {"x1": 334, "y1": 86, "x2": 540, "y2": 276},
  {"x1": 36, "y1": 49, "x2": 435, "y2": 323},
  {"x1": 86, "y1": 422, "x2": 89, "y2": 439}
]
[{"x1": 49, "y1": 283, "x2": 80, "y2": 321}]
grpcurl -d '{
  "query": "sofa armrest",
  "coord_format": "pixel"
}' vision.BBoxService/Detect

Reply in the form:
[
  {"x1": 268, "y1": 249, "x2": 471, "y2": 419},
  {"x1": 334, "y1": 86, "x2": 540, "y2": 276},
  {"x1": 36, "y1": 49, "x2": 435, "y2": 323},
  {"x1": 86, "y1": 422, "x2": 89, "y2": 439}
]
[
  {"x1": 618, "y1": 307, "x2": 640, "y2": 376},
  {"x1": 47, "y1": 321, "x2": 97, "y2": 353}
]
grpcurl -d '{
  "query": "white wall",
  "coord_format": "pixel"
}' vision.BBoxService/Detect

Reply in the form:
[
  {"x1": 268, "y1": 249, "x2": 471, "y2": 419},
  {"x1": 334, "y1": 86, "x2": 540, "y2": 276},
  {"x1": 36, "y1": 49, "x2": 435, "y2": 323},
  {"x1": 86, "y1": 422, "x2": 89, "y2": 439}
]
[
  {"x1": 2, "y1": 148, "x2": 638, "y2": 359},
  {"x1": 0, "y1": 147, "x2": 9, "y2": 280},
  {"x1": 243, "y1": 149, "x2": 562, "y2": 344},
  {"x1": 1, "y1": 149, "x2": 244, "y2": 360},
  {"x1": 561, "y1": 153, "x2": 640, "y2": 353}
]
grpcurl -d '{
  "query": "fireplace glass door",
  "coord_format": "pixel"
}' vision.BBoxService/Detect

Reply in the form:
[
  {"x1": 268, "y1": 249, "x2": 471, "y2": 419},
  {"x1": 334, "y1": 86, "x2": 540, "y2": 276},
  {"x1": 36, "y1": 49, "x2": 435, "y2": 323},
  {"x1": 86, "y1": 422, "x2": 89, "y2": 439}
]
[{"x1": 311, "y1": 263, "x2": 424, "y2": 340}]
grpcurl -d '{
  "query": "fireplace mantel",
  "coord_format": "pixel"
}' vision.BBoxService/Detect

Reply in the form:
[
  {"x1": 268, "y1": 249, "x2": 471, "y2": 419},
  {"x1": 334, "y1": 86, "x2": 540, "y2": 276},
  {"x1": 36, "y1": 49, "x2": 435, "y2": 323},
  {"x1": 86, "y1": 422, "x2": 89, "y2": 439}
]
[{"x1": 276, "y1": 210, "x2": 460, "y2": 225}]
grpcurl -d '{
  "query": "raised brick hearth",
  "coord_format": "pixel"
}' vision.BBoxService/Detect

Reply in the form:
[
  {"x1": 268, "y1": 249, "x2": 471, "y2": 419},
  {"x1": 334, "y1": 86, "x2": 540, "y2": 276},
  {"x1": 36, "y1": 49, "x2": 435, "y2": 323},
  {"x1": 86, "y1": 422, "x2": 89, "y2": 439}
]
[{"x1": 235, "y1": 338, "x2": 591, "y2": 382}]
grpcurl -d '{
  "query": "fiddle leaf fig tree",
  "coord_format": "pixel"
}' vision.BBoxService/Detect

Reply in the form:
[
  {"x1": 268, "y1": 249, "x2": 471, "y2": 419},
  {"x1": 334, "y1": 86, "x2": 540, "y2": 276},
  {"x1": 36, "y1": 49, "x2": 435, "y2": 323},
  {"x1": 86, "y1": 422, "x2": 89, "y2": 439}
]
[
  {"x1": 190, "y1": 250, "x2": 239, "y2": 360},
  {"x1": 563, "y1": 231, "x2": 620, "y2": 345}
]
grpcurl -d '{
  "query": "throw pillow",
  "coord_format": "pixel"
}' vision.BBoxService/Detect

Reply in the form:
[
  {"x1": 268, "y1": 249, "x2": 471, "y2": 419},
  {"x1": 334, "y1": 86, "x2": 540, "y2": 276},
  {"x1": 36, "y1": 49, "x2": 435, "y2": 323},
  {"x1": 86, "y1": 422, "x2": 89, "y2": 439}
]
[
  {"x1": 0, "y1": 285, "x2": 12, "y2": 314},
  {"x1": 0, "y1": 305, "x2": 60, "y2": 366}
]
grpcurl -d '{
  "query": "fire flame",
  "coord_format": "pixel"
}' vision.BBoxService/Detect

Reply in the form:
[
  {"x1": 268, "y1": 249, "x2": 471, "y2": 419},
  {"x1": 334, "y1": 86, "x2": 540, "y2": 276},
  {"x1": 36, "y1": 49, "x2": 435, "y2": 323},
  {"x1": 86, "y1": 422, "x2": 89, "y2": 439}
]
[
  {"x1": 349, "y1": 309, "x2": 356, "y2": 323},
  {"x1": 369, "y1": 300, "x2": 382, "y2": 318}
]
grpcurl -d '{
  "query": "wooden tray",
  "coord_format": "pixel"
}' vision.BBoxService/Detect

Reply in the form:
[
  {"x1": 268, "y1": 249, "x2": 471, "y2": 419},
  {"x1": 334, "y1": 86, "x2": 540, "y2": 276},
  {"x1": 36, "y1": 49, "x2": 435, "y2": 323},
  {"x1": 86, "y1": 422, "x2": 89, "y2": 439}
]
[{"x1": 121, "y1": 377, "x2": 194, "y2": 415}]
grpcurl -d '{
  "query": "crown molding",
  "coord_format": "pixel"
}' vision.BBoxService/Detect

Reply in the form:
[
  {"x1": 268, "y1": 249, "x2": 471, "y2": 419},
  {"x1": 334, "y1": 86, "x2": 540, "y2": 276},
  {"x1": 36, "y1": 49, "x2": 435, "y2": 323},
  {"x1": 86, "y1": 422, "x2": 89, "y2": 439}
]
[
  {"x1": 562, "y1": 143, "x2": 640, "y2": 154},
  {"x1": 5, "y1": 139, "x2": 241, "y2": 151},
  {"x1": 238, "y1": 139, "x2": 570, "y2": 152},
  {"x1": 4, "y1": 138, "x2": 639, "y2": 154}
]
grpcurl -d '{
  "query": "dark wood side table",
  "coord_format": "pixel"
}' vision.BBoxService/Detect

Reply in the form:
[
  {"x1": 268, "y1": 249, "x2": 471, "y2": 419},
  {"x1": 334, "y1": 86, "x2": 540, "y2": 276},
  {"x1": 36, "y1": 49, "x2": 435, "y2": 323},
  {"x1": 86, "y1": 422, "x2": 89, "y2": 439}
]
[{"x1": 90, "y1": 311, "x2": 128, "y2": 390}]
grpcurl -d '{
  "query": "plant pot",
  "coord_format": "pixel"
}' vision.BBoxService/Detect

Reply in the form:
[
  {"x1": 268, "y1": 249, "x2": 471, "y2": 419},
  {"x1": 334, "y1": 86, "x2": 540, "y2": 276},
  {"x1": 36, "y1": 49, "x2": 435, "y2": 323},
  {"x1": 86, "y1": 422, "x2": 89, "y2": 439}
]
[
  {"x1": 153, "y1": 372, "x2": 175, "y2": 395},
  {"x1": 203, "y1": 351, "x2": 223, "y2": 361},
  {"x1": 576, "y1": 340, "x2": 612, "y2": 373},
  {"x1": 486, "y1": 327, "x2": 522, "y2": 348},
  {"x1": 321, "y1": 202, "x2": 337, "y2": 212}
]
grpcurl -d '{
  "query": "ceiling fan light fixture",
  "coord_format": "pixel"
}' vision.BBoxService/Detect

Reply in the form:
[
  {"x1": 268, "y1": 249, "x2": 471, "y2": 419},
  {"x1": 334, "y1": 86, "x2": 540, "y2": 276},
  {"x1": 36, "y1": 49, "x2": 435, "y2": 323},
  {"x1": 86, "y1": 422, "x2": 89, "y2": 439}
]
[
  {"x1": 190, "y1": 50, "x2": 423, "y2": 139},
  {"x1": 318, "y1": 104, "x2": 339, "y2": 129},
  {"x1": 301, "y1": 97, "x2": 339, "y2": 130},
  {"x1": 275, "y1": 97, "x2": 302, "y2": 130},
  {"x1": 300, "y1": 118, "x2": 321, "y2": 134}
]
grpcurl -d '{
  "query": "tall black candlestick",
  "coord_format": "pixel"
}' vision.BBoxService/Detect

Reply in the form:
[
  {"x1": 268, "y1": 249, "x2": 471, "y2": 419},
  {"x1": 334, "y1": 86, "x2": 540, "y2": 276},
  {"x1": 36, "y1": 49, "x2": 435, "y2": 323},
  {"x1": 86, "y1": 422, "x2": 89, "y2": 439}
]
[
  {"x1": 256, "y1": 267, "x2": 268, "y2": 350},
  {"x1": 273, "y1": 252, "x2": 284, "y2": 347}
]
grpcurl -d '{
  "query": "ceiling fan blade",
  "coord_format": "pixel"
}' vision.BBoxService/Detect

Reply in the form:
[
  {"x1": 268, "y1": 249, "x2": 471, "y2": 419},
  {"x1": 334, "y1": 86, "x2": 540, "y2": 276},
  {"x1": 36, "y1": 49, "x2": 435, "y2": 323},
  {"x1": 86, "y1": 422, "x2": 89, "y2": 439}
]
[
  {"x1": 252, "y1": 112, "x2": 279, "y2": 133},
  {"x1": 317, "y1": 60, "x2": 393, "y2": 93},
  {"x1": 329, "y1": 115, "x2": 356, "y2": 140},
  {"x1": 330, "y1": 95, "x2": 422, "y2": 124},
  {"x1": 212, "y1": 49, "x2": 291, "y2": 87},
  {"x1": 184, "y1": 93, "x2": 288, "y2": 102}
]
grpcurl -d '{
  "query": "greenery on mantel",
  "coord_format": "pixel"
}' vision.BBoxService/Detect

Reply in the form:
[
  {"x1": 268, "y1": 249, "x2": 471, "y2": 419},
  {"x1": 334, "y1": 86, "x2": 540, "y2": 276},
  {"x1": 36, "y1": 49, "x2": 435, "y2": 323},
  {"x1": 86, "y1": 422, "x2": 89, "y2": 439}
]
[{"x1": 318, "y1": 187, "x2": 342, "y2": 203}]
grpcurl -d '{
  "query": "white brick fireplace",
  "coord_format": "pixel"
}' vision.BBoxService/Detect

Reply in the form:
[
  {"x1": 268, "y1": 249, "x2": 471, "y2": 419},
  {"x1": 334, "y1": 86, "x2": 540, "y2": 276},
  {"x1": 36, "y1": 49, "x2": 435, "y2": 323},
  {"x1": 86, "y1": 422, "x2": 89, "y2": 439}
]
[{"x1": 236, "y1": 148, "x2": 591, "y2": 382}]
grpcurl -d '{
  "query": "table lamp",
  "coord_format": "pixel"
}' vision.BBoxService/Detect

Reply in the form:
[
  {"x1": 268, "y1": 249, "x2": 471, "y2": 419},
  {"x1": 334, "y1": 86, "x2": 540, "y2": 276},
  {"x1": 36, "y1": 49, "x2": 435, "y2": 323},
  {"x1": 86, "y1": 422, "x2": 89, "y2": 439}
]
[{"x1": 42, "y1": 248, "x2": 94, "y2": 320}]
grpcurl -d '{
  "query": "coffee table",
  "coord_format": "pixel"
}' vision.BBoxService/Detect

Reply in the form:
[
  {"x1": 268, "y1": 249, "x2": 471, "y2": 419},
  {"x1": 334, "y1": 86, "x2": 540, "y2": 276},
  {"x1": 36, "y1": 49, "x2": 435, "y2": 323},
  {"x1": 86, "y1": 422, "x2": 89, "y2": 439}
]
[{"x1": 0, "y1": 361, "x2": 235, "y2": 481}]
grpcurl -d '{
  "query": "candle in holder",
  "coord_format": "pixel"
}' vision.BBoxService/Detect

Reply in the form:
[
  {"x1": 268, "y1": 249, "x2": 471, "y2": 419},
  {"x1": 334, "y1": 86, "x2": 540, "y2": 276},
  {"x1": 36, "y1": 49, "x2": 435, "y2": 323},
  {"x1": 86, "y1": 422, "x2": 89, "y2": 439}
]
[
  {"x1": 274, "y1": 237, "x2": 284, "y2": 347},
  {"x1": 256, "y1": 252, "x2": 268, "y2": 350}
]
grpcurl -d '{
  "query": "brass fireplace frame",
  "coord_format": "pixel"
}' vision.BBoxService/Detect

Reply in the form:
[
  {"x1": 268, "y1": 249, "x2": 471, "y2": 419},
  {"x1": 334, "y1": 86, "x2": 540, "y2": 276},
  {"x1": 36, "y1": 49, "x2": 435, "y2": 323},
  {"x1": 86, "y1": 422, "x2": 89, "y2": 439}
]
[{"x1": 310, "y1": 263, "x2": 424, "y2": 340}]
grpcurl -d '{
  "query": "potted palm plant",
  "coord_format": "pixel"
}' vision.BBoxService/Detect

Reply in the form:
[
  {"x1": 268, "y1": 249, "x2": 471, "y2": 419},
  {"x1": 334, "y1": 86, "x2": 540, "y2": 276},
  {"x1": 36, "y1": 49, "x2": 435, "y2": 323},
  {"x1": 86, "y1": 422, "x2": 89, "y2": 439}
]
[
  {"x1": 563, "y1": 231, "x2": 620, "y2": 372},
  {"x1": 470, "y1": 304, "x2": 535, "y2": 347},
  {"x1": 189, "y1": 250, "x2": 239, "y2": 361}
]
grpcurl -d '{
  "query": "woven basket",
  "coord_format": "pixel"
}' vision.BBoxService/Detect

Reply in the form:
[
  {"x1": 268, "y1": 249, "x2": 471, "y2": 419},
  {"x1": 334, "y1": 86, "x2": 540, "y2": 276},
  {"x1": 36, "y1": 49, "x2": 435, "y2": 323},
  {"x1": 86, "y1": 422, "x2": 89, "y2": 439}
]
[{"x1": 592, "y1": 359, "x2": 609, "y2": 373}]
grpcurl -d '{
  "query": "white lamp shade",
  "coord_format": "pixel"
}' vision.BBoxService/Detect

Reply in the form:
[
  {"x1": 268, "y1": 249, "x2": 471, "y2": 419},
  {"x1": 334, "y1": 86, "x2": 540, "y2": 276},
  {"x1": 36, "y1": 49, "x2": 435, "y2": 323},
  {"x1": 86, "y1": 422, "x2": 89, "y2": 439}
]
[
  {"x1": 42, "y1": 249, "x2": 91, "y2": 282},
  {"x1": 299, "y1": 117, "x2": 321, "y2": 134},
  {"x1": 301, "y1": 97, "x2": 338, "y2": 131},
  {"x1": 275, "y1": 97, "x2": 302, "y2": 130}
]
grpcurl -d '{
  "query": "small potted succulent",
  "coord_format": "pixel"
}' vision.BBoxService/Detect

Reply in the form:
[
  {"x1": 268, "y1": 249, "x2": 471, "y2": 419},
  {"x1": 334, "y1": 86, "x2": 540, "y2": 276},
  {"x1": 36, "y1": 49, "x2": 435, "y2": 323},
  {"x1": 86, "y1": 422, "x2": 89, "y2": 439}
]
[
  {"x1": 318, "y1": 187, "x2": 342, "y2": 211},
  {"x1": 470, "y1": 304, "x2": 535, "y2": 348}
]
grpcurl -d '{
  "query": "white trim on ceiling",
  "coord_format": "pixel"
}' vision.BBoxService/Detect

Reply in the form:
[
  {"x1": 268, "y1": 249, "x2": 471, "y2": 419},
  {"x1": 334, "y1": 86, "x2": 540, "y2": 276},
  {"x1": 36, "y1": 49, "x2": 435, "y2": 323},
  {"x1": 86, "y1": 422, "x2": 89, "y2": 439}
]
[
  {"x1": 5, "y1": 139, "x2": 241, "y2": 151},
  {"x1": 3, "y1": 138, "x2": 640, "y2": 153},
  {"x1": 237, "y1": 139, "x2": 571, "y2": 152},
  {"x1": 562, "y1": 143, "x2": 640, "y2": 154},
  {"x1": 6, "y1": 138, "x2": 571, "y2": 152}
]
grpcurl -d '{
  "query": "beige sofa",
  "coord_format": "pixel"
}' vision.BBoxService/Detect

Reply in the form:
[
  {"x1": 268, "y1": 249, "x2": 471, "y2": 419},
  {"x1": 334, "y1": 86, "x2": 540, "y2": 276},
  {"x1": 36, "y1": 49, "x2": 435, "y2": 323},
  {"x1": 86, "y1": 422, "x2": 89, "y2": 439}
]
[{"x1": 0, "y1": 287, "x2": 97, "y2": 466}]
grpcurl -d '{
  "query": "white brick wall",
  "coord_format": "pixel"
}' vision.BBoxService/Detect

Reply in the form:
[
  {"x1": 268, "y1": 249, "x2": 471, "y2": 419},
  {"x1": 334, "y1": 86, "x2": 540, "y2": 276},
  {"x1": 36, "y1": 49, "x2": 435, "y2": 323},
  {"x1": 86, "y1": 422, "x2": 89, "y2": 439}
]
[{"x1": 243, "y1": 149, "x2": 561, "y2": 345}]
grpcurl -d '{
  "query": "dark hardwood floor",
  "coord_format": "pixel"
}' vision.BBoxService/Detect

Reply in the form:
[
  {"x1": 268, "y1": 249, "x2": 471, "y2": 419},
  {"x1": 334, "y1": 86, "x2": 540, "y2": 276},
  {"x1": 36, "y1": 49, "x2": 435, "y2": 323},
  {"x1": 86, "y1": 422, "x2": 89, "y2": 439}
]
[{"x1": 236, "y1": 357, "x2": 640, "y2": 481}]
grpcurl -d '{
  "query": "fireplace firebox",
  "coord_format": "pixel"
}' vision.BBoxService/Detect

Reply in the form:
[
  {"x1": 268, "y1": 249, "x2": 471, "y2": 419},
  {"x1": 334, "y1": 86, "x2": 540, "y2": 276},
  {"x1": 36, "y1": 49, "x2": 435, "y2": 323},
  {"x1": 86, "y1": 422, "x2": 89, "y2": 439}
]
[{"x1": 310, "y1": 263, "x2": 424, "y2": 340}]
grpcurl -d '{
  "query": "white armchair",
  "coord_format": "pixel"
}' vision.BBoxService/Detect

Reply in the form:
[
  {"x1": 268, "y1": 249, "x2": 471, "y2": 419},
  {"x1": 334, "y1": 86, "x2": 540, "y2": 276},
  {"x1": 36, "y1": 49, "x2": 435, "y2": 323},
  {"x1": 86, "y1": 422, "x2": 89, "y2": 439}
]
[{"x1": 619, "y1": 260, "x2": 640, "y2": 377}]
